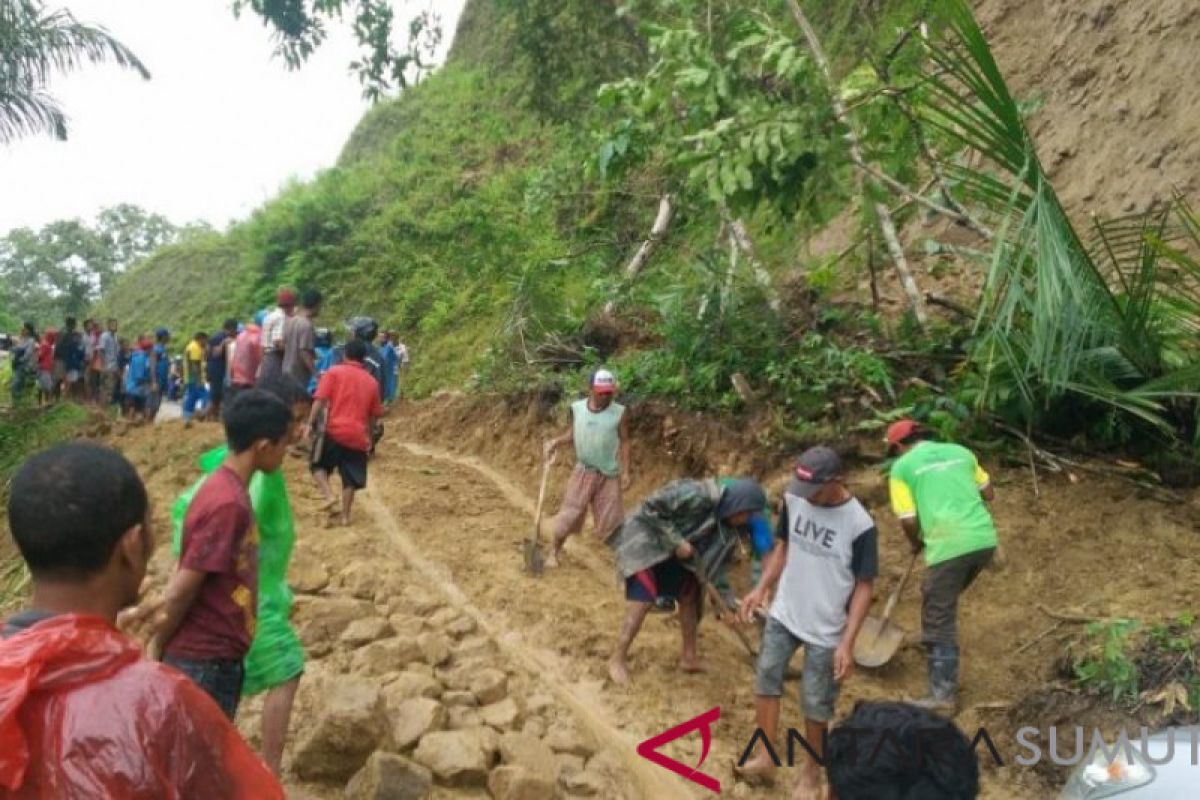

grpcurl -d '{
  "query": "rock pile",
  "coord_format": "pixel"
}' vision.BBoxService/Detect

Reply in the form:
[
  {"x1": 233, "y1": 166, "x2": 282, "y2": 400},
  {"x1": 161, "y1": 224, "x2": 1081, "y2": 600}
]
[{"x1": 281, "y1": 556, "x2": 624, "y2": 799}]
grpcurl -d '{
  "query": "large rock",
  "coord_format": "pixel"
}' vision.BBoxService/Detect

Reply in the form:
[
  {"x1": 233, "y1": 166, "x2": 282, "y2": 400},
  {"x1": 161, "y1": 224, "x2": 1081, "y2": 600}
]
[
  {"x1": 289, "y1": 547, "x2": 330, "y2": 593},
  {"x1": 402, "y1": 586, "x2": 445, "y2": 616},
  {"x1": 545, "y1": 722, "x2": 593, "y2": 757},
  {"x1": 488, "y1": 765, "x2": 556, "y2": 800},
  {"x1": 447, "y1": 615, "x2": 476, "y2": 638},
  {"x1": 383, "y1": 671, "x2": 443, "y2": 705},
  {"x1": 344, "y1": 751, "x2": 432, "y2": 800},
  {"x1": 390, "y1": 697, "x2": 447, "y2": 751},
  {"x1": 295, "y1": 597, "x2": 375, "y2": 657},
  {"x1": 352, "y1": 636, "x2": 424, "y2": 676},
  {"x1": 294, "y1": 680, "x2": 389, "y2": 782},
  {"x1": 560, "y1": 768, "x2": 605, "y2": 797},
  {"x1": 455, "y1": 635, "x2": 496, "y2": 661},
  {"x1": 338, "y1": 562, "x2": 385, "y2": 600},
  {"x1": 498, "y1": 732, "x2": 556, "y2": 775},
  {"x1": 480, "y1": 697, "x2": 521, "y2": 730},
  {"x1": 341, "y1": 617, "x2": 395, "y2": 648},
  {"x1": 412, "y1": 730, "x2": 491, "y2": 786},
  {"x1": 470, "y1": 668, "x2": 508, "y2": 705},
  {"x1": 417, "y1": 632, "x2": 452, "y2": 666},
  {"x1": 447, "y1": 706, "x2": 482, "y2": 730}
]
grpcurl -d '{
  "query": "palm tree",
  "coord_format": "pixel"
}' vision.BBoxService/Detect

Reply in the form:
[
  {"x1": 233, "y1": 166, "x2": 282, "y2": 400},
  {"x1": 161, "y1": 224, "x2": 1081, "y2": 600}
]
[
  {"x1": 0, "y1": 0, "x2": 149, "y2": 144},
  {"x1": 920, "y1": 0, "x2": 1200, "y2": 438}
]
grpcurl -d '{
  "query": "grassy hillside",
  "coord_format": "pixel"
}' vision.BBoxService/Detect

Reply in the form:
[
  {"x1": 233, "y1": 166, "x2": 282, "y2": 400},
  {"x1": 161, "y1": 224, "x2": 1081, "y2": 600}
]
[{"x1": 99, "y1": 0, "x2": 884, "y2": 401}]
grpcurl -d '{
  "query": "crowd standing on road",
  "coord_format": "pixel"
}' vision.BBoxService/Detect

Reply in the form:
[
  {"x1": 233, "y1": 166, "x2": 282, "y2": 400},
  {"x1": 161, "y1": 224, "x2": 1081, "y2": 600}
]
[{"x1": 0, "y1": 290, "x2": 991, "y2": 798}]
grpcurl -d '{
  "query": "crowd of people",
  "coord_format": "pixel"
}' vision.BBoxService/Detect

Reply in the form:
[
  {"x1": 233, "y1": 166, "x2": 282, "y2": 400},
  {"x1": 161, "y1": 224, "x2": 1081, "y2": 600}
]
[
  {"x1": 0, "y1": 309, "x2": 992, "y2": 798},
  {"x1": 4, "y1": 289, "x2": 410, "y2": 422}
]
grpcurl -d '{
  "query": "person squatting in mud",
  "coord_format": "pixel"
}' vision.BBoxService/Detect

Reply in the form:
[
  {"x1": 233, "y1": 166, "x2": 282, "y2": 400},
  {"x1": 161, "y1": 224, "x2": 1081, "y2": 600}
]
[
  {"x1": 0, "y1": 443, "x2": 284, "y2": 798},
  {"x1": 544, "y1": 368, "x2": 631, "y2": 567},
  {"x1": 605, "y1": 476, "x2": 768, "y2": 685},
  {"x1": 737, "y1": 446, "x2": 877, "y2": 800}
]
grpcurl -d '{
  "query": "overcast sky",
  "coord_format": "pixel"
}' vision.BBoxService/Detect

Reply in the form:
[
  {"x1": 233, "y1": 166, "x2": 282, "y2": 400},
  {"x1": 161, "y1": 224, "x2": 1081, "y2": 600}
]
[{"x1": 0, "y1": 0, "x2": 465, "y2": 233}]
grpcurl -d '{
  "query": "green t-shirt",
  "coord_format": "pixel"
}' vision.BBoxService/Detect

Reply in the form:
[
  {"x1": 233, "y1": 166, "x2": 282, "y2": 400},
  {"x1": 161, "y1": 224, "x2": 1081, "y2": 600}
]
[
  {"x1": 571, "y1": 398, "x2": 625, "y2": 477},
  {"x1": 889, "y1": 441, "x2": 997, "y2": 566}
]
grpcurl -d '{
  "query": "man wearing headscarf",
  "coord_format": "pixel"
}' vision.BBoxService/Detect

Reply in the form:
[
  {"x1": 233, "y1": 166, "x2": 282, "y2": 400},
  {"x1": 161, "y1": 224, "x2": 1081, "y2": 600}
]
[{"x1": 605, "y1": 477, "x2": 767, "y2": 685}]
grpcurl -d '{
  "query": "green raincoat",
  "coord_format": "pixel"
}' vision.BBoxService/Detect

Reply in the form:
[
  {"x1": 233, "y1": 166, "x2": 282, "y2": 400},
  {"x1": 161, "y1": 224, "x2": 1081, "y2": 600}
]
[{"x1": 171, "y1": 446, "x2": 304, "y2": 695}]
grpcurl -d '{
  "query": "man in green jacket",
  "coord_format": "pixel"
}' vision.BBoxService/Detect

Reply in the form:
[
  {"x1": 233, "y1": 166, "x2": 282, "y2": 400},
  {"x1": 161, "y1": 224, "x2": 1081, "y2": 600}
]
[
  {"x1": 887, "y1": 419, "x2": 998, "y2": 711},
  {"x1": 605, "y1": 477, "x2": 766, "y2": 685}
]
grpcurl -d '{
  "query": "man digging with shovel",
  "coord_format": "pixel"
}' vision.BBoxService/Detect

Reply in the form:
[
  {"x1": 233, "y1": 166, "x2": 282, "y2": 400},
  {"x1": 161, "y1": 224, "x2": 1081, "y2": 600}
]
[
  {"x1": 737, "y1": 446, "x2": 877, "y2": 800},
  {"x1": 605, "y1": 477, "x2": 767, "y2": 685},
  {"x1": 887, "y1": 419, "x2": 998, "y2": 713},
  {"x1": 543, "y1": 368, "x2": 630, "y2": 567}
]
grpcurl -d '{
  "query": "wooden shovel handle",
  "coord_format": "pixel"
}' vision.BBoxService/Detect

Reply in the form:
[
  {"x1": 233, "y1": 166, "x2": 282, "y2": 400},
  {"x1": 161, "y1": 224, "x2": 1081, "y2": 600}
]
[{"x1": 878, "y1": 552, "x2": 919, "y2": 624}]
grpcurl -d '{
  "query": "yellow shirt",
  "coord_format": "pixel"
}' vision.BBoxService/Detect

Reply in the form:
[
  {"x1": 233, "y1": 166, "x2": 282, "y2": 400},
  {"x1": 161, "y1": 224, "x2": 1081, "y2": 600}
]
[{"x1": 184, "y1": 340, "x2": 206, "y2": 385}]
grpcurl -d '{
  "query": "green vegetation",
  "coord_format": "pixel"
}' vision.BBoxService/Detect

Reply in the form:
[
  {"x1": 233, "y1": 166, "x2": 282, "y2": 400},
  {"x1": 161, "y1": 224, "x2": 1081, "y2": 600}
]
[
  {"x1": 96, "y1": 0, "x2": 1200, "y2": 464},
  {"x1": 1070, "y1": 615, "x2": 1200, "y2": 719},
  {"x1": 0, "y1": 0, "x2": 148, "y2": 143},
  {"x1": 0, "y1": 204, "x2": 194, "y2": 328}
]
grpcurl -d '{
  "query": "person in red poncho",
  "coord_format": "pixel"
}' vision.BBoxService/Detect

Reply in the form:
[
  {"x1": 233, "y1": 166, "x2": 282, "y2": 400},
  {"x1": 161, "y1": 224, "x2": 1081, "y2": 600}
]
[{"x1": 0, "y1": 443, "x2": 282, "y2": 799}]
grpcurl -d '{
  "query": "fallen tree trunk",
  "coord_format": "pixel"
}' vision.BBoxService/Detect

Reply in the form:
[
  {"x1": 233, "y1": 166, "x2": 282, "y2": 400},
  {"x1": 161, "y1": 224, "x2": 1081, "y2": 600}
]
[
  {"x1": 786, "y1": 0, "x2": 928, "y2": 328},
  {"x1": 605, "y1": 194, "x2": 674, "y2": 314}
]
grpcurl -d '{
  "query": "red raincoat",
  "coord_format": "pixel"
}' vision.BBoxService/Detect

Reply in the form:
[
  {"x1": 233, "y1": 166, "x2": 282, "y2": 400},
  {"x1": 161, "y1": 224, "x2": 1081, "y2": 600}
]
[{"x1": 0, "y1": 614, "x2": 283, "y2": 798}]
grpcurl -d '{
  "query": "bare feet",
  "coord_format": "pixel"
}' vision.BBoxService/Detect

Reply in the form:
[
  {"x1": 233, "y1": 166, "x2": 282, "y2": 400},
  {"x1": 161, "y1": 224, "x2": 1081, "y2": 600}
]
[
  {"x1": 678, "y1": 657, "x2": 706, "y2": 674},
  {"x1": 607, "y1": 657, "x2": 630, "y2": 685},
  {"x1": 734, "y1": 753, "x2": 777, "y2": 786},
  {"x1": 791, "y1": 763, "x2": 826, "y2": 800},
  {"x1": 545, "y1": 548, "x2": 562, "y2": 569}
]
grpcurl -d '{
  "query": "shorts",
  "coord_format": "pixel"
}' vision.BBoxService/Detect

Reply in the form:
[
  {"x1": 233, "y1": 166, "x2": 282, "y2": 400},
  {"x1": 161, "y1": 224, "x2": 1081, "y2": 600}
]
[
  {"x1": 922, "y1": 547, "x2": 995, "y2": 647},
  {"x1": 311, "y1": 436, "x2": 369, "y2": 490},
  {"x1": 209, "y1": 375, "x2": 225, "y2": 404},
  {"x1": 163, "y1": 655, "x2": 245, "y2": 720},
  {"x1": 37, "y1": 371, "x2": 53, "y2": 392},
  {"x1": 625, "y1": 558, "x2": 696, "y2": 604},
  {"x1": 754, "y1": 617, "x2": 837, "y2": 722},
  {"x1": 126, "y1": 391, "x2": 147, "y2": 411},
  {"x1": 553, "y1": 465, "x2": 624, "y2": 540}
]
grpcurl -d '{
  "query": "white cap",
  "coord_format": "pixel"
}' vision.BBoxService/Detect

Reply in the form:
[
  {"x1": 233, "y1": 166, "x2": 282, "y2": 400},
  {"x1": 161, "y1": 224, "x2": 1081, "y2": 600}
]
[{"x1": 591, "y1": 369, "x2": 617, "y2": 394}]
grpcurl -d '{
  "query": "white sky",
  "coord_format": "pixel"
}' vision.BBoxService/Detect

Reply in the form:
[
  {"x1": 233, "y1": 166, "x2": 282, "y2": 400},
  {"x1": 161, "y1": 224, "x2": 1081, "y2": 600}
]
[{"x1": 0, "y1": 0, "x2": 465, "y2": 233}]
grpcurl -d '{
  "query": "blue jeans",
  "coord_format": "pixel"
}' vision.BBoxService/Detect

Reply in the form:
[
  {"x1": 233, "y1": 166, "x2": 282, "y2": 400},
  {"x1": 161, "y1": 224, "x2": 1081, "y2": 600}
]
[
  {"x1": 164, "y1": 656, "x2": 244, "y2": 719},
  {"x1": 182, "y1": 383, "x2": 206, "y2": 421},
  {"x1": 754, "y1": 617, "x2": 838, "y2": 722}
]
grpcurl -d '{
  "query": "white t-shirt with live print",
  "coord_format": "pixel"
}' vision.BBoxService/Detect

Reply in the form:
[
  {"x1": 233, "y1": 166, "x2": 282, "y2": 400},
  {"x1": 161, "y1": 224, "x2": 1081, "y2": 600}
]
[{"x1": 768, "y1": 492, "x2": 878, "y2": 649}]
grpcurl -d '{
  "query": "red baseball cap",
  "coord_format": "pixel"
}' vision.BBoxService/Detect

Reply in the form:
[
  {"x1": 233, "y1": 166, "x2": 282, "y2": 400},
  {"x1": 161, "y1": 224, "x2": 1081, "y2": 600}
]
[
  {"x1": 886, "y1": 418, "x2": 922, "y2": 449},
  {"x1": 276, "y1": 287, "x2": 297, "y2": 307}
]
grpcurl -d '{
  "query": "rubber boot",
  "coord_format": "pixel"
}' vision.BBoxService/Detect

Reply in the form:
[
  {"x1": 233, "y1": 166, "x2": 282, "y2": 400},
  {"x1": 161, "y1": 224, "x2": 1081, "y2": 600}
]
[{"x1": 912, "y1": 644, "x2": 959, "y2": 713}]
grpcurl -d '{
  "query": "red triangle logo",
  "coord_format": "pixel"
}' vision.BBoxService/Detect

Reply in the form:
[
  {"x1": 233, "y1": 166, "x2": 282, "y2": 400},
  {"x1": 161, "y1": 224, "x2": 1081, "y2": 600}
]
[{"x1": 636, "y1": 706, "x2": 721, "y2": 793}]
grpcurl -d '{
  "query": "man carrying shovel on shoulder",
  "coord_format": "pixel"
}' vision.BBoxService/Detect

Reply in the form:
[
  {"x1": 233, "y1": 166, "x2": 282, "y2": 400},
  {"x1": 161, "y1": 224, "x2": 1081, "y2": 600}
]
[
  {"x1": 737, "y1": 446, "x2": 876, "y2": 800},
  {"x1": 543, "y1": 368, "x2": 630, "y2": 567},
  {"x1": 886, "y1": 419, "x2": 998, "y2": 713}
]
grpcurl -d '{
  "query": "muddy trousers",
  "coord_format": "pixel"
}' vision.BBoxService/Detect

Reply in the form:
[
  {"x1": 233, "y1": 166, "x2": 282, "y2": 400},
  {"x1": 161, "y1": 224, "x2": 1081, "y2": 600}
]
[{"x1": 921, "y1": 547, "x2": 994, "y2": 699}]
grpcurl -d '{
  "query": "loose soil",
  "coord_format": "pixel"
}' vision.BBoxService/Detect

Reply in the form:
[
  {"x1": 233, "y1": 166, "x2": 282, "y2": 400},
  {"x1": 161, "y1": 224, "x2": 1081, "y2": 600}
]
[{"x1": 95, "y1": 394, "x2": 1200, "y2": 799}]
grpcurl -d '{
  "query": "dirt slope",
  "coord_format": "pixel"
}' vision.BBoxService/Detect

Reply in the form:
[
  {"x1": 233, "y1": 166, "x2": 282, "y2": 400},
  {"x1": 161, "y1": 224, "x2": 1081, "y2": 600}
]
[
  {"x1": 979, "y1": 0, "x2": 1200, "y2": 219},
  {"x1": 106, "y1": 395, "x2": 1200, "y2": 799}
]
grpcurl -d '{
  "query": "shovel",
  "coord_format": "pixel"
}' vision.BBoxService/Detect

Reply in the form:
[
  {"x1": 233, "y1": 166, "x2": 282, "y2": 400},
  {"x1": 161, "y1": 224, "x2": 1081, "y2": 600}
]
[
  {"x1": 524, "y1": 452, "x2": 555, "y2": 576},
  {"x1": 854, "y1": 552, "x2": 918, "y2": 668}
]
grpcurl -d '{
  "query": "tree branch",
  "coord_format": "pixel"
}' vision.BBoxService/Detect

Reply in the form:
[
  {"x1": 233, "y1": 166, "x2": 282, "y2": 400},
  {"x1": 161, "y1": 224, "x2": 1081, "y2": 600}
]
[{"x1": 785, "y1": 0, "x2": 928, "y2": 327}]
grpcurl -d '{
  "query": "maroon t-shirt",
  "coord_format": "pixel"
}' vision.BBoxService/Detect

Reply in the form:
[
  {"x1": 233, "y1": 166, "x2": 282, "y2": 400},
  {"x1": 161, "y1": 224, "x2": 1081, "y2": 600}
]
[{"x1": 163, "y1": 466, "x2": 258, "y2": 661}]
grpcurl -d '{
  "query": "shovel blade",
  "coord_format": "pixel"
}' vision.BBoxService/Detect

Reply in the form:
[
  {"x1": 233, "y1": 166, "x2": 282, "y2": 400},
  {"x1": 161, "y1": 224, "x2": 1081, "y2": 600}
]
[
  {"x1": 853, "y1": 616, "x2": 905, "y2": 668},
  {"x1": 524, "y1": 539, "x2": 545, "y2": 576}
]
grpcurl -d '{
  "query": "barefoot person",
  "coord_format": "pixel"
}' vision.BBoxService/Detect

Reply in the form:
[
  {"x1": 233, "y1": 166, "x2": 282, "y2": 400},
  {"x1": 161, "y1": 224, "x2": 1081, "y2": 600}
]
[
  {"x1": 886, "y1": 419, "x2": 997, "y2": 712},
  {"x1": 305, "y1": 338, "x2": 383, "y2": 525},
  {"x1": 0, "y1": 443, "x2": 283, "y2": 797},
  {"x1": 544, "y1": 368, "x2": 630, "y2": 566},
  {"x1": 738, "y1": 446, "x2": 876, "y2": 799},
  {"x1": 606, "y1": 477, "x2": 766, "y2": 684}
]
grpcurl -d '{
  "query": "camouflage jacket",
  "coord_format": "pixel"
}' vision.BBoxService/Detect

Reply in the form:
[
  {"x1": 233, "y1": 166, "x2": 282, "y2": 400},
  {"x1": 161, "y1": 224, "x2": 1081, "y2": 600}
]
[{"x1": 606, "y1": 478, "x2": 740, "y2": 583}]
